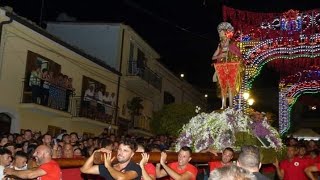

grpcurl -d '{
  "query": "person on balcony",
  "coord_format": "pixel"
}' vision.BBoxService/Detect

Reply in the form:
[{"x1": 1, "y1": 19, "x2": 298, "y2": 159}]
[
  {"x1": 102, "y1": 91, "x2": 111, "y2": 117},
  {"x1": 48, "y1": 71, "x2": 58, "y2": 108},
  {"x1": 65, "y1": 77, "x2": 74, "y2": 111},
  {"x1": 82, "y1": 84, "x2": 95, "y2": 117},
  {"x1": 96, "y1": 87, "x2": 105, "y2": 120},
  {"x1": 41, "y1": 68, "x2": 51, "y2": 106},
  {"x1": 53, "y1": 73, "x2": 65, "y2": 110},
  {"x1": 29, "y1": 66, "x2": 42, "y2": 104},
  {"x1": 106, "y1": 92, "x2": 116, "y2": 107}
]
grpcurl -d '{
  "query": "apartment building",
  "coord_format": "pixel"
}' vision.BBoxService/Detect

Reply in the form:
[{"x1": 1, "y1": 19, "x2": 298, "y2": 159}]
[{"x1": 0, "y1": 8, "x2": 206, "y2": 137}]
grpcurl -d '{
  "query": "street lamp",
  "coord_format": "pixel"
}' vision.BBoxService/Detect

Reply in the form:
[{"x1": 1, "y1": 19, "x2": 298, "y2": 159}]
[
  {"x1": 180, "y1": 73, "x2": 184, "y2": 78},
  {"x1": 204, "y1": 94, "x2": 208, "y2": 98}
]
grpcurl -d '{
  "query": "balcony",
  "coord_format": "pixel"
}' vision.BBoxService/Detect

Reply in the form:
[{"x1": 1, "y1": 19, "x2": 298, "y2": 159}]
[
  {"x1": 20, "y1": 79, "x2": 74, "y2": 117},
  {"x1": 70, "y1": 97, "x2": 117, "y2": 125},
  {"x1": 128, "y1": 115, "x2": 153, "y2": 137},
  {"x1": 21, "y1": 79, "x2": 117, "y2": 125},
  {"x1": 126, "y1": 61, "x2": 162, "y2": 96}
]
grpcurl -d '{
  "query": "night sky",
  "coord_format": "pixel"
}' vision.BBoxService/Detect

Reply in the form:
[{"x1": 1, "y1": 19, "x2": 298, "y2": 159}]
[
  {"x1": 2, "y1": 0, "x2": 318, "y2": 89},
  {"x1": 1, "y1": 1, "x2": 319, "y2": 112}
]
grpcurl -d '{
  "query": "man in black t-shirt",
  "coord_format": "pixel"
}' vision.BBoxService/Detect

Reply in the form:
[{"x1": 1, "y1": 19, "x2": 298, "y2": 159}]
[
  {"x1": 237, "y1": 145, "x2": 270, "y2": 180},
  {"x1": 80, "y1": 140, "x2": 142, "y2": 180}
]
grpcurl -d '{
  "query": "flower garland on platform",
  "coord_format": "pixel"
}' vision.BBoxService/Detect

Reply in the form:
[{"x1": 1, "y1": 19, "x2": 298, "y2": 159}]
[{"x1": 175, "y1": 108, "x2": 283, "y2": 152}]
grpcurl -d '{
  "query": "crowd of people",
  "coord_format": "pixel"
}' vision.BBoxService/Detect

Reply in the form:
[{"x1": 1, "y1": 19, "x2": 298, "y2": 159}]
[
  {"x1": 1, "y1": 129, "x2": 320, "y2": 180},
  {"x1": 29, "y1": 66, "x2": 74, "y2": 111}
]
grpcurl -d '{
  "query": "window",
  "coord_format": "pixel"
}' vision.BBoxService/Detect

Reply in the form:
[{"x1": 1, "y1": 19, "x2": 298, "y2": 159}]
[
  {"x1": 164, "y1": 91, "x2": 175, "y2": 105},
  {"x1": 137, "y1": 49, "x2": 146, "y2": 68}
]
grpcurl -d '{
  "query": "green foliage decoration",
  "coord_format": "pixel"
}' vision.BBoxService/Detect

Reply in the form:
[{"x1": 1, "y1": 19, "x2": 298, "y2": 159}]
[{"x1": 150, "y1": 103, "x2": 196, "y2": 136}]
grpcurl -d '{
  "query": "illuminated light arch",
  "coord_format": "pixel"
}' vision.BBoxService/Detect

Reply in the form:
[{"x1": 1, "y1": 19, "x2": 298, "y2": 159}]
[
  {"x1": 234, "y1": 38, "x2": 320, "y2": 111},
  {"x1": 279, "y1": 80, "x2": 320, "y2": 135},
  {"x1": 220, "y1": 8, "x2": 320, "y2": 135}
]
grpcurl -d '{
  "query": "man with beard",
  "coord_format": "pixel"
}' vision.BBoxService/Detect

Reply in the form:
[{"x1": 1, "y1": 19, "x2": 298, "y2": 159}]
[
  {"x1": 4, "y1": 145, "x2": 61, "y2": 180},
  {"x1": 80, "y1": 140, "x2": 142, "y2": 179},
  {"x1": 156, "y1": 146, "x2": 198, "y2": 180}
]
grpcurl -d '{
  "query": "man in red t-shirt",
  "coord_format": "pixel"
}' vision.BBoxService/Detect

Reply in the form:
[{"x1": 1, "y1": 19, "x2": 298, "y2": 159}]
[
  {"x1": 4, "y1": 145, "x2": 61, "y2": 180},
  {"x1": 203, "y1": 147, "x2": 234, "y2": 172},
  {"x1": 156, "y1": 146, "x2": 198, "y2": 180},
  {"x1": 136, "y1": 144, "x2": 156, "y2": 180},
  {"x1": 139, "y1": 153, "x2": 156, "y2": 180},
  {"x1": 274, "y1": 145, "x2": 311, "y2": 180}
]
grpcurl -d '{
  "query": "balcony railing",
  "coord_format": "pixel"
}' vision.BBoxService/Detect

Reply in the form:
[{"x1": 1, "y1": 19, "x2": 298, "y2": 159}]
[
  {"x1": 21, "y1": 78, "x2": 75, "y2": 113},
  {"x1": 128, "y1": 61, "x2": 162, "y2": 91},
  {"x1": 132, "y1": 115, "x2": 151, "y2": 131},
  {"x1": 70, "y1": 97, "x2": 117, "y2": 125},
  {"x1": 21, "y1": 79, "x2": 117, "y2": 124}
]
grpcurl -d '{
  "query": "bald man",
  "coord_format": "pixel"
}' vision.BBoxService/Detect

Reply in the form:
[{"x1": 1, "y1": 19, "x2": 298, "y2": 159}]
[{"x1": 4, "y1": 145, "x2": 61, "y2": 180}]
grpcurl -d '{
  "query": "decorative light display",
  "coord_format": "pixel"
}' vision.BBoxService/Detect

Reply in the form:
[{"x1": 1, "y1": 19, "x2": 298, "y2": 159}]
[
  {"x1": 224, "y1": 8, "x2": 320, "y2": 133},
  {"x1": 235, "y1": 37, "x2": 320, "y2": 114},
  {"x1": 279, "y1": 82, "x2": 320, "y2": 135}
]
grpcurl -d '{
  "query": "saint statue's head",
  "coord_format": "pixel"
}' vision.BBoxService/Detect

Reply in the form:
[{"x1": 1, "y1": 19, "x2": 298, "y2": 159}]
[{"x1": 217, "y1": 22, "x2": 234, "y2": 40}]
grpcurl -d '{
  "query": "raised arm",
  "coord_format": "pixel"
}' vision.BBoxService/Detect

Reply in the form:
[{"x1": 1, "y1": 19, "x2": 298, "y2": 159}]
[
  {"x1": 103, "y1": 152, "x2": 139, "y2": 180},
  {"x1": 139, "y1": 153, "x2": 155, "y2": 180},
  {"x1": 273, "y1": 159, "x2": 284, "y2": 180},
  {"x1": 159, "y1": 152, "x2": 194, "y2": 180},
  {"x1": 305, "y1": 165, "x2": 319, "y2": 180},
  {"x1": 80, "y1": 149, "x2": 100, "y2": 175},
  {"x1": 156, "y1": 163, "x2": 168, "y2": 178}
]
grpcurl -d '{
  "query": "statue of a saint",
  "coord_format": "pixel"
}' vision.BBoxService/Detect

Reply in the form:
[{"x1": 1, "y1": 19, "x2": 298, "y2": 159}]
[{"x1": 211, "y1": 22, "x2": 242, "y2": 109}]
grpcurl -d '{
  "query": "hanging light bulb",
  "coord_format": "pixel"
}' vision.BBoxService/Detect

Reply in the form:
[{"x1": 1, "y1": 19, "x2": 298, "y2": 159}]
[
  {"x1": 248, "y1": 98, "x2": 255, "y2": 106},
  {"x1": 243, "y1": 92, "x2": 250, "y2": 100}
]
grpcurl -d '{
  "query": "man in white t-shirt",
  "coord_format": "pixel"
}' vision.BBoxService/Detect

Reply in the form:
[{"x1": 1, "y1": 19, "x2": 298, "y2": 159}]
[
  {"x1": 106, "y1": 92, "x2": 116, "y2": 106},
  {"x1": 82, "y1": 85, "x2": 95, "y2": 116}
]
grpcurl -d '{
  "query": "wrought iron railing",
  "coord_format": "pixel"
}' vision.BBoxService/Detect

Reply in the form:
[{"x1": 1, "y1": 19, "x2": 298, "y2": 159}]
[
  {"x1": 70, "y1": 97, "x2": 117, "y2": 124},
  {"x1": 132, "y1": 115, "x2": 151, "y2": 131},
  {"x1": 21, "y1": 78, "x2": 117, "y2": 124},
  {"x1": 21, "y1": 78, "x2": 75, "y2": 113},
  {"x1": 128, "y1": 61, "x2": 162, "y2": 91}
]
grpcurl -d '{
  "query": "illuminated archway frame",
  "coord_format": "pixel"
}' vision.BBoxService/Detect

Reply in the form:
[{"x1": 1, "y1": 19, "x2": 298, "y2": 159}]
[
  {"x1": 234, "y1": 34, "x2": 320, "y2": 126},
  {"x1": 279, "y1": 81, "x2": 320, "y2": 135}
]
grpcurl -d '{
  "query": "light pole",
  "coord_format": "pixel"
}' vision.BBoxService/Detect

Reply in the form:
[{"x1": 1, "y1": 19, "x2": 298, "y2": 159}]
[
  {"x1": 180, "y1": 73, "x2": 185, "y2": 103},
  {"x1": 204, "y1": 94, "x2": 208, "y2": 111}
]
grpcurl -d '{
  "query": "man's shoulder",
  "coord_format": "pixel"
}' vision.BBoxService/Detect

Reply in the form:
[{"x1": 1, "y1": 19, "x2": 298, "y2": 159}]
[
  {"x1": 209, "y1": 161, "x2": 222, "y2": 165},
  {"x1": 123, "y1": 161, "x2": 141, "y2": 173},
  {"x1": 186, "y1": 163, "x2": 198, "y2": 172},
  {"x1": 168, "y1": 162, "x2": 178, "y2": 168},
  {"x1": 40, "y1": 160, "x2": 60, "y2": 168}
]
